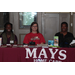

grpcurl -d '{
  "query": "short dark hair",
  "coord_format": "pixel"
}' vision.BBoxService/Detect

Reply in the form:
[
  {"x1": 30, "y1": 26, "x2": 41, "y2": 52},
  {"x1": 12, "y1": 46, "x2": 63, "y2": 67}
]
[
  {"x1": 30, "y1": 22, "x2": 39, "y2": 33},
  {"x1": 61, "y1": 22, "x2": 68, "y2": 27}
]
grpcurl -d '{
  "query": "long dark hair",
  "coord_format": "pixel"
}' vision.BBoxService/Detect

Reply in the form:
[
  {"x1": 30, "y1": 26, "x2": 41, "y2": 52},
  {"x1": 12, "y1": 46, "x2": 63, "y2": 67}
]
[
  {"x1": 30, "y1": 22, "x2": 39, "y2": 33},
  {"x1": 1, "y1": 22, "x2": 13, "y2": 36},
  {"x1": 4, "y1": 22, "x2": 13, "y2": 32}
]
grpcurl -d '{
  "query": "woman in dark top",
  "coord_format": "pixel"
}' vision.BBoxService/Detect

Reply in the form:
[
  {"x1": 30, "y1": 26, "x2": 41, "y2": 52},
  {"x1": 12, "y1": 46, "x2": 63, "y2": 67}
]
[
  {"x1": 55, "y1": 22, "x2": 74, "y2": 47},
  {"x1": 0, "y1": 22, "x2": 18, "y2": 45}
]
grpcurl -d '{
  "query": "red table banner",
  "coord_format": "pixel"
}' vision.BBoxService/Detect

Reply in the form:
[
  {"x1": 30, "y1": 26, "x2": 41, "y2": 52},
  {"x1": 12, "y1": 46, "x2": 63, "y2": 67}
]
[
  {"x1": 0, "y1": 47, "x2": 75, "y2": 62},
  {"x1": 20, "y1": 47, "x2": 75, "y2": 62}
]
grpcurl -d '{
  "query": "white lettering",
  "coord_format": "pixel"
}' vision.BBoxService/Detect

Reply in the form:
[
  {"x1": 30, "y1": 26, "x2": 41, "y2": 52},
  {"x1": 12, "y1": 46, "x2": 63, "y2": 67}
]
[
  {"x1": 25, "y1": 48, "x2": 37, "y2": 58},
  {"x1": 49, "y1": 48, "x2": 58, "y2": 59},
  {"x1": 38, "y1": 48, "x2": 48, "y2": 58},
  {"x1": 34, "y1": 59, "x2": 47, "y2": 62},
  {"x1": 58, "y1": 50, "x2": 66, "y2": 60}
]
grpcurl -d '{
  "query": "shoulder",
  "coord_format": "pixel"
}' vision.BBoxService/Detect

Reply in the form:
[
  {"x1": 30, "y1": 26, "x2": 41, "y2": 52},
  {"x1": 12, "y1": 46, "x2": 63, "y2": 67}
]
[
  {"x1": 15, "y1": 35, "x2": 17, "y2": 38},
  {"x1": 38, "y1": 33, "x2": 43, "y2": 36},
  {"x1": 26, "y1": 33, "x2": 31, "y2": 36},
  {"x1": 55, "y1": 32, "x2": 60, "y2": 36},
  {"x1": 12, "y1": 32, "x2": 17, "y2": 37},
  {"x1": 67, "y1": 32, "x2": 73, "y2": 35},
  {"x1": 1, "y1": 31, "x2": 5, "y2": 35},
  {"x1": 67, "y1": 32, "x2": 73, "y2": 34},
  {"x1": 12, "y1": 33, "x2": 17, "y2": 40},
  {"x1": 1, "y1": 32, "x2": 6, "y2": 37},
  {"x1": 24, "y1": 33, "x2": 31, "y2": 37},
  {"x1": 67, "y1": 32, "x2": 74, "y2": 36}
]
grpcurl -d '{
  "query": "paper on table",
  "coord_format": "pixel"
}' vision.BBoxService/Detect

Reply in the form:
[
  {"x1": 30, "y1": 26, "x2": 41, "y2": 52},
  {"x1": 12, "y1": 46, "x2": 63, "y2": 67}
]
[
  {"x1": 23, "y1": 45, "x2": 28, "y2": 47},
  {"x1": 18, "y1": 45, "x2": 23, "y2": 47},
  {"x1": 6, "y1": 44, "x2": 11, "y2": 46},
  {"x1": 70, "y1": 40, "x2": 75, "y2": 45},
  {"x1": 37, "y1": 44, "x2": 48, "y2": 48}
]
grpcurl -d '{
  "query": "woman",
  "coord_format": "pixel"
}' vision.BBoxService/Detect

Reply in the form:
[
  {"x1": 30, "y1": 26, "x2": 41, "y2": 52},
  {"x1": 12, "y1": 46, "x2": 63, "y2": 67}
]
[
  {"x1": 0, "y1": 22, "x2": 18, "y2": 45},
  {"x1": 55, "y1": 22, "x2": 74, "y2": 47},
  {"x1": 23, "y1": 22, "x2": 45, "y2": 45}
]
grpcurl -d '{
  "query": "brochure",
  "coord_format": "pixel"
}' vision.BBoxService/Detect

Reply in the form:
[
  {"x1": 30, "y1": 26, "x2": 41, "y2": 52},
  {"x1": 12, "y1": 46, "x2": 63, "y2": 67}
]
[
  {"x1": 54, "y1": 36, "x2": 59, "y2": 46},
  {"x1": 48, "y1": 40, "x2": 54, "y2": 46}
]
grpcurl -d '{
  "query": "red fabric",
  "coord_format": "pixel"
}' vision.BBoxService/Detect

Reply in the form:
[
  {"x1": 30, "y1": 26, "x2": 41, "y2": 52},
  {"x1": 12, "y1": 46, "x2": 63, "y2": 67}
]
[
  {"x1": 23, "y1": 33, "x2": 46, "y2": 45},
  {"x1": 2, "y1": 48, "x2": 20, "y2": 62},
  {"x1": 0, "y1": 47, "x2": 75, "y2": 62},
  {"x1": 20, "y1": 47, "x2": 75, "y2": 62}
]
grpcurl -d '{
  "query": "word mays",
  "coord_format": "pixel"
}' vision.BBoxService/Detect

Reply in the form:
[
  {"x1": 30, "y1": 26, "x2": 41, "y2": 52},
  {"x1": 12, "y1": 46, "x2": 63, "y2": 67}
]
[{"x1": 25, "y1": 48, "x2": 67, "y2": 60}]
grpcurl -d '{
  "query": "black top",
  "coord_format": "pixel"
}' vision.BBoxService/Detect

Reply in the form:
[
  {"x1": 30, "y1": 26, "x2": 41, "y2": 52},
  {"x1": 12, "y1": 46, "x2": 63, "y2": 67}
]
[{"x1": 55, "y1": 32, "x2": 74, "y2": 47}]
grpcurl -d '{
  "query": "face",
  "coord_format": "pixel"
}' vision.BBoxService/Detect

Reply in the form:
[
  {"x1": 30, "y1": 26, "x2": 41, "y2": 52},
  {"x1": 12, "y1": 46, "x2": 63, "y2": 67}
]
[
  {"x1": 6, "y1": 24, "x2": 12, "y2": 32},
  {"x1": 61, "y1": 24, "x2": 68, "y2": 32},
  {"x1": 31, "y1": 24, "x2": 38, "y2": 32}
]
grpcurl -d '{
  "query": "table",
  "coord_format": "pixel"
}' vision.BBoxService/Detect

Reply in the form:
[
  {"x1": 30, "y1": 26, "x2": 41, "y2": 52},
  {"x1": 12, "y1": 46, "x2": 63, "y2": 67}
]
[{"x1": 0, "y1": 47, "x2": 75, "y2": 62}]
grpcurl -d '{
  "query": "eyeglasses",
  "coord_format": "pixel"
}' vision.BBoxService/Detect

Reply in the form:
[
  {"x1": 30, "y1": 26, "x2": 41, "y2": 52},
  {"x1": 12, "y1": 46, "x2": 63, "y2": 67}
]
[{"x1": 32, "y1": 26, "x2": 37, "y2": 27}]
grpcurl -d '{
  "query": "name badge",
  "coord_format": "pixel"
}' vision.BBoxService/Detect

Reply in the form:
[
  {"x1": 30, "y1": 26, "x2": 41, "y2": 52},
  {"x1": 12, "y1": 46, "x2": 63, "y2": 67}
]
[{"x1": 10, "y1": 40, "x2": 14, "y2": 44}]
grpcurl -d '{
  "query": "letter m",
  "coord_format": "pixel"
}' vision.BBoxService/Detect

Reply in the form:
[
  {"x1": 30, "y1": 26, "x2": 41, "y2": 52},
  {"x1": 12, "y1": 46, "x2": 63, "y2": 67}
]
[{"x1": 25, "y1": 48, "x2": 37, "y2": 58}]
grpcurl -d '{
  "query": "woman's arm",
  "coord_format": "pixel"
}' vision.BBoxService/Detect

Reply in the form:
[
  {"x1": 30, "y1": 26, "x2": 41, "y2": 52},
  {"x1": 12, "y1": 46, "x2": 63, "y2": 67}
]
[
  {"x1": 40, "y1": 34, "x2": 46, "y2": 44},
  {"x1": 23, "y1": 34, "x2": 29, "y2": 44},
  {"x1": 14, "y1": 41, "x2": 17, "y2": 44},
  {"x1": 14, "y1": 35, "x2": 18, "y2": 44}
]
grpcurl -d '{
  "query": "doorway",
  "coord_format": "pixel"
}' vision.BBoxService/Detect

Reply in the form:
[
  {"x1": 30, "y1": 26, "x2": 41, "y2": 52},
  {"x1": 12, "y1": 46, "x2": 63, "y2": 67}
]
[{"x1": 42, "y1": 12, "x2": 70, "y2": 43}]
